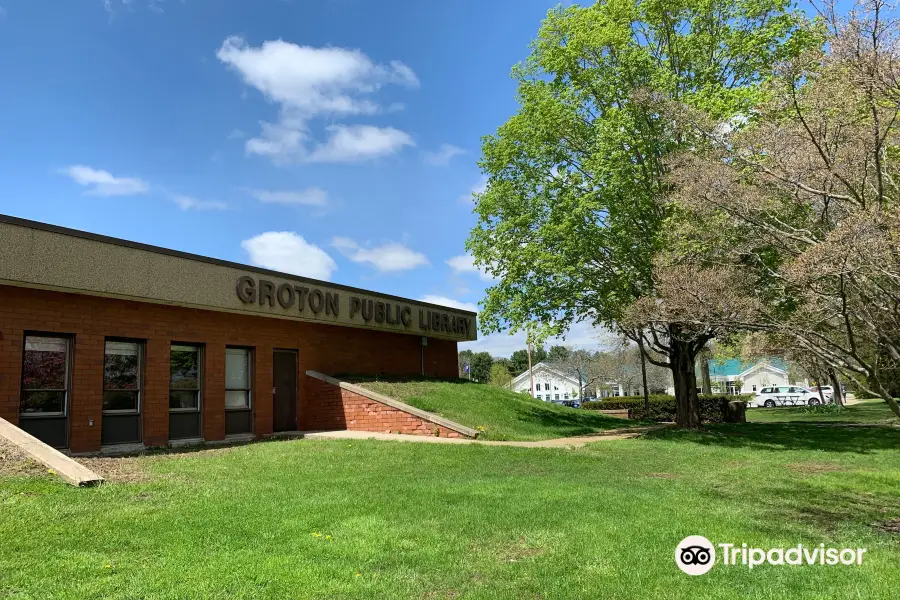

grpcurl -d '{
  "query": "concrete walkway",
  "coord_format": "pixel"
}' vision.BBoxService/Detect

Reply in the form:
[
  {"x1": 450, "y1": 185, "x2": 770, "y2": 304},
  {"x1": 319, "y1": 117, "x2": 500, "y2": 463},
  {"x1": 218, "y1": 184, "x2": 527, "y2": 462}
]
[{"x1": 303, "y1": 426, "x2": 664, "y2": 448}]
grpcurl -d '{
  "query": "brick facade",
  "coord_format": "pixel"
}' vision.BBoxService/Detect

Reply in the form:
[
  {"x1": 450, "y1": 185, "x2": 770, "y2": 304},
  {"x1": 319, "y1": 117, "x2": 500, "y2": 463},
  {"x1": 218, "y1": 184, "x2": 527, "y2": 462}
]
[
  {"x1": 0, "y1": 285, "x2": 459, "y2": 452},
  {"x1": 306, "y1": 377, "x2": 466, "y2": 437}
]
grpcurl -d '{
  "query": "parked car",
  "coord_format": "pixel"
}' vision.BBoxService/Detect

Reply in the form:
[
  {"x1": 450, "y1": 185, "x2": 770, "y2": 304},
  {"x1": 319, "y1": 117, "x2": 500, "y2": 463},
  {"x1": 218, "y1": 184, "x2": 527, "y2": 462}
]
[
  {"x1": 809, "y1": 385, "x2": 834, "y2": 400},
  {"x1": 749, "y1": 386, "x2": 822, "y2": 408}
]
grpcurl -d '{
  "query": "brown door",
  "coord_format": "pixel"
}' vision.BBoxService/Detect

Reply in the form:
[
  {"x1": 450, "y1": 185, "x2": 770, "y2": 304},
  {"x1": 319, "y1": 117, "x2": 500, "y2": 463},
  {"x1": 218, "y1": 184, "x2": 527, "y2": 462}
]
[{"x1": 273, "y1": 350, "x2": 298, "y2": 432}]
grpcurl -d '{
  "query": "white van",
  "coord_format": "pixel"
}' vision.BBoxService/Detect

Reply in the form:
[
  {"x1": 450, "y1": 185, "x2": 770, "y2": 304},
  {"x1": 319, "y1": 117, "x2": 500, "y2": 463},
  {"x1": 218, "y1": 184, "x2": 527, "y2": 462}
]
[{"x1": 750, "y1": 386, "x2": 822, "y2": 408}]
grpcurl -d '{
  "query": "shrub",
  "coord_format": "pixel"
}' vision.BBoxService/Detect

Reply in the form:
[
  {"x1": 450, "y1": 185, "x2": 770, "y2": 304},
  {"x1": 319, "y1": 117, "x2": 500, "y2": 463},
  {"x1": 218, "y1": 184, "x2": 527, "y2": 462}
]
[{"x1": 582, "y1": 394, "x2": 752, "y2": 423}]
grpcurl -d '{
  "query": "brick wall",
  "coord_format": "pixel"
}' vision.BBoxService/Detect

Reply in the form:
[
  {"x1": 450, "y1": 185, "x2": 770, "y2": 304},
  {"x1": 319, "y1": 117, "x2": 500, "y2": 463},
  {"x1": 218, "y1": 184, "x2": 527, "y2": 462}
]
[
  {"x1": 306, "y1": 377, "x2": 466, "y2": 438},
  {"x1": 0, "y1": 285, "x2": 460, "y2": 452}
]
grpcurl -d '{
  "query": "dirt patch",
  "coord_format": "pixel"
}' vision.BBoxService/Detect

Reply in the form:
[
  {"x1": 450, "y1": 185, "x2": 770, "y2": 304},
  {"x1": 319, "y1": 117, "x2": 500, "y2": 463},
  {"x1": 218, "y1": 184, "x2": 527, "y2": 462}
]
[
  {"x1": 76, "y1": 456, "x2": 154, "y2": 483},
  {"x1": 2, "y1": 438, "x2": 252, "y2": 484},
  {"x1": 875, "y1": 518, "x2": 900, "y2": 535},
  {"x1": 0, "y1": 437, "x2": 49, "y2": 478},
  {"x1": 786, "y1": 462, "x2": 849, "y2": 475},
  {"x1": 78, "y1": 444, "x2": 248, "y2": 483},
  {"x1": 497, "y1": 537, "x2": 546, "y2": 563},
  {"x1": 645, "y1": 472, "x2": 678, "y2": 479}
]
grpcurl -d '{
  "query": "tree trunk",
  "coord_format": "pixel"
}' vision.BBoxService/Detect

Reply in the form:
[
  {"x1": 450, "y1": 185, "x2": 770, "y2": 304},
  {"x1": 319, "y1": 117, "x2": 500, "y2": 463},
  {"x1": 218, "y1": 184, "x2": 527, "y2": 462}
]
[
  {"x1": 863, "y1": 369, "x2": 900, "y2": 420},
  {"x1": 700, "y1": 351, "x2": 712, "y2": 395},
  {"x1": 670, "y1": 339, "x2": 701, "y2": 429},
  {"x1": 816, "y1": 384, "x2": 826, "y2": 406},
  {"x1": 638, "y1": 337, "x2": 650, "y2": 412},
  {"x1": 828, "y1": 369, "x2": 844, "y2": 406}
]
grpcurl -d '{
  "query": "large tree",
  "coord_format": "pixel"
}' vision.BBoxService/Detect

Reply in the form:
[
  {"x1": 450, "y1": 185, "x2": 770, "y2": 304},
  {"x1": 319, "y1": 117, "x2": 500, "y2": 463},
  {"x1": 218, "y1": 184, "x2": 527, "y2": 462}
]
[
  {"x1": 468, "y1": 0, "x2": 813, "y2": 427},
  {"x1": 664, "y1": 0, "x2": 900, "y2": 419}
]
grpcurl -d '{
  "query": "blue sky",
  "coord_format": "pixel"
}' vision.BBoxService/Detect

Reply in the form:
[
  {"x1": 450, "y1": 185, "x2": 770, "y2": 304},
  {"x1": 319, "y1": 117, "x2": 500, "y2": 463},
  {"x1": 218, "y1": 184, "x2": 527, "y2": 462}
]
[{"x1": 0, "y1": 0, "x2": 598, "y2": 356}]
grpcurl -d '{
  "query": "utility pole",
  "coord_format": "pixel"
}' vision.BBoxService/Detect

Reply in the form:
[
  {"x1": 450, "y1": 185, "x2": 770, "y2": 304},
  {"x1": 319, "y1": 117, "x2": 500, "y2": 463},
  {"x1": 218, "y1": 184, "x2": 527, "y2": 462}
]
[{"x1": 527, "y1": 340, "x2": 534, "y2": 397}]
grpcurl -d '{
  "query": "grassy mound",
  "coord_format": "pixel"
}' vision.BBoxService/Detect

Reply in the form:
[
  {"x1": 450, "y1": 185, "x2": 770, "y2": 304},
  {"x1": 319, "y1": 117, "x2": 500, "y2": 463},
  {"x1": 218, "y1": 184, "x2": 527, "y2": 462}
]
[{"x1": 352, "y1": 378, "x2": 632, "y2": 441}]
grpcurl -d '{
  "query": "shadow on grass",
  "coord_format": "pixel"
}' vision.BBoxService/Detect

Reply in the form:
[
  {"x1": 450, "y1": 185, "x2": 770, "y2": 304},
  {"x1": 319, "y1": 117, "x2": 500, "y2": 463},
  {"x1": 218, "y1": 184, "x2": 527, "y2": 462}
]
[
  {"x1": 517, "y1": 405, "x2": 634, "y2": 433},
  {"x1": 98, "y1": 434, "x2": 306, "y2": 459},
  {"x1": 644, "y1": 422, "x2": 900, "y2": 454},
  {"x1": 695, "y1": 471, "x2": 900, "y2": 540}
]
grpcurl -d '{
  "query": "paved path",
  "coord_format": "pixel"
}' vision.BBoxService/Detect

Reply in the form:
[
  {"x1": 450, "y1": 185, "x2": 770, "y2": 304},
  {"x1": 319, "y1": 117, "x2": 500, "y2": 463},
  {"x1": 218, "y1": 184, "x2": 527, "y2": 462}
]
[{"x1": 303, "y1": 426, "x2": 665, "y2": 448}]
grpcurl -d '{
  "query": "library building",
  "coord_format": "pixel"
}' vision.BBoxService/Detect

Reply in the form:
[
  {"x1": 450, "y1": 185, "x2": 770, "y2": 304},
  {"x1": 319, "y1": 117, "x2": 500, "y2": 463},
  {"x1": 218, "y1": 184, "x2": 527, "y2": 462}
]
[{"x1": 0, "y1": 215, "x2": 477, "y2": 453}]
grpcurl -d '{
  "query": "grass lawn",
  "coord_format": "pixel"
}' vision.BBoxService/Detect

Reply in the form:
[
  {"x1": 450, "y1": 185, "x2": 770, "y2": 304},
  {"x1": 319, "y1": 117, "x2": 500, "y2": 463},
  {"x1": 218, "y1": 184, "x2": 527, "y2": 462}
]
[
  {"x1": 355, "y1": 379, "x2": 632, "y2": 440},
  {"x1": 748, "y1": 399, "x2": 900, "y2": 425},
  {"x1": 2, "y1": 422, "x2": 900, "y2": 599}
]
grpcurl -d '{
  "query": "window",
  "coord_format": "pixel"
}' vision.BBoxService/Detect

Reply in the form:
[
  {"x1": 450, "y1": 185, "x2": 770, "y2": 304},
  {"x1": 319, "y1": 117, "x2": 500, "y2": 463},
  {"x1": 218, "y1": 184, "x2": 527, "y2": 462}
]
[
  {"x1": 564, "y1": 393, "x2": 569, "y2": 400},
  {"x1": 20, "y1": 335, "x2": 70, "y2": 415},
  {"x1": 554, "y1": 385, "x2": 558, "y2": 390},
  {"x1": 752, "y1": 385, "x2": 757, "y2": 392},
  {"x1": 103, "y1": 340, "x2": 141, "y2": 412},
  {"x1": 555, "y1": 394, "x2": 560, "y2": 400},
  {"x1": 536, "y1": 394, "x2": 542, "y2": 400},
  {"x1": 170, "y1": 344, "x2": 201, "y2": 411},
  {"x1": 225, "y1": 347, "x2": 251, "y2": 410},
  {"x1": 544, "y1": 383, "x2": 550, "y2": 391}
]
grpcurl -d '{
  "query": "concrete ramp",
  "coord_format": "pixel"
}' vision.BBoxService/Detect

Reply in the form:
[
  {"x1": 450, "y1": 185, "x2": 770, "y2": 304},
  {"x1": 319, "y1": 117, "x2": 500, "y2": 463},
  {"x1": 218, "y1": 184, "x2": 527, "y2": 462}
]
[{"x1": 0, "y1": 417, "x2": 103, "y2": 486}]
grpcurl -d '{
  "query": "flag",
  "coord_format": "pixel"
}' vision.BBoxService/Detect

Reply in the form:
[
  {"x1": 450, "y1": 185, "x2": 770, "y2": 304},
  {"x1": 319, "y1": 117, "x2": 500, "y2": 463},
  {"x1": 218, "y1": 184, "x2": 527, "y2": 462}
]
[{"x1": 464, "y1": 363, "x2": 470, "y2": 373}]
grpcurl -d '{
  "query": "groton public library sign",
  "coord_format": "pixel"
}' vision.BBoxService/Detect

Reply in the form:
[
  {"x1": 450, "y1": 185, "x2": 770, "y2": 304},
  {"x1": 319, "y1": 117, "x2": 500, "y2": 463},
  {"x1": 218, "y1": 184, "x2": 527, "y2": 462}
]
[
  {"x1": 235, "y1": 276, "x2": 474, "y2": 338},
  {"x1": 0, "y1": 215, "x2": 476, "y2": 342}
]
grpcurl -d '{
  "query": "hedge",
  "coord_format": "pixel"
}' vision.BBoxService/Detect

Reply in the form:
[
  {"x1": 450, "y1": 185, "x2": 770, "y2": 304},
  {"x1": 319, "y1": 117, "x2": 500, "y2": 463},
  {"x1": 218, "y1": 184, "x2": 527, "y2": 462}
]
[{"x1": 581, "y1": 394, "x2": 753, "y2": 423}]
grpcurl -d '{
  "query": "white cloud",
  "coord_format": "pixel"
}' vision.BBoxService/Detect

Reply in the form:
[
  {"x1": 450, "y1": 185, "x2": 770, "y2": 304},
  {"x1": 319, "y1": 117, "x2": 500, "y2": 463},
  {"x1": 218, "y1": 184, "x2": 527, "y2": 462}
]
[
  {"x1": 249, "y1": 187, "x2": 329, "y2": 207},
  {"x1": 307, "y1": 125, "x2": 414, "y2": 163},
  {"x1": 460, "y1": 320, "x2": 608, "y2": 358},
  {"x1": 60, "y1": 165, "x2": 149, "y2": 197},
  {"x1": 446, "y1": 253, "x2": 495, "y2": 281},
  {"x1": 241, "y1": 231, "x2": 337, "y2": 280},
  {"x1": 332, "y1": 237, "x2": 429, "y2": 272},
  {"x1": 244, "y1": 120, "x2": 307, "y2": 162},
  {"x1": 217, "y1": 36, "x2": 418, "y2": 113},
  {"x1": 419, "y1": 295, "x2": 478, "y2": 313},
  {"x1": 217, "y1": 36, "x2": 418, "y2": 164},
  {"x1": 459, "y1": 175, "x2": 488, "y2": 204},
  {"x1": 227, "y1": 128, "x2": 247, "y2": 140},
  {"x1": 172, "y1": 195, "x2": 228, "y2": 211},
  {"x1": 423, "y1": 143, "x2": 465, "y2": 167}
]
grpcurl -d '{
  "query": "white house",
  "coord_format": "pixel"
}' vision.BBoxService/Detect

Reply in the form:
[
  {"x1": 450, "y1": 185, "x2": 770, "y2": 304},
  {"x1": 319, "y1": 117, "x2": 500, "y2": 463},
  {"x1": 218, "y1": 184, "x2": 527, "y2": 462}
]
[
  {"x1": 508, "y1": 362, "x2": 583, "y2": 402},
  {"x1": 711, "y1": 359, "x2": 808, "y2": 394},
  {"x1": 664, "y1": 358, "x2": 808, "y2": 395}
]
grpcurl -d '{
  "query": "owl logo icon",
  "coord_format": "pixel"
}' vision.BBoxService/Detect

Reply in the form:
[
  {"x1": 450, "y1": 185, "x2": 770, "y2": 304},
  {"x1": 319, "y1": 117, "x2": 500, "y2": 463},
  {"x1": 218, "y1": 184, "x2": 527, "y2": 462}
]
[{"x1": 675, "y1": 536, "x2": 716, "y2": 575}]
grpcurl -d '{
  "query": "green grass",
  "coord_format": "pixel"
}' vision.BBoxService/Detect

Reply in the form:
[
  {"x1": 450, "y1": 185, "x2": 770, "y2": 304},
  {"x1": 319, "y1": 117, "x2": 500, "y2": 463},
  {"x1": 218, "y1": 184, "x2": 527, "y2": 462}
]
[
  {"x1": 355, "y1": 379, "x2": 632, "y2": 440},
  {"x1": 2, "y1": 423, "x2": 900, "y2": 599},
  {"x1": 748, "y1": 399, "x2": 900, "y2": 425}
]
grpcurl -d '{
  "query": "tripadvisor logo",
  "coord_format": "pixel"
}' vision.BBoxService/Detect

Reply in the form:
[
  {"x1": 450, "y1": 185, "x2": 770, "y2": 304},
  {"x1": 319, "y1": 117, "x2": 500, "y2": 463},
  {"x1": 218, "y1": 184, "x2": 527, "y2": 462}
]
[
  {"x1": 675, "y1": 536, "x2": 716, "y2": 576},
  {"x1": 675, "y1": 536, "x2": 867, "y2": 575}
]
